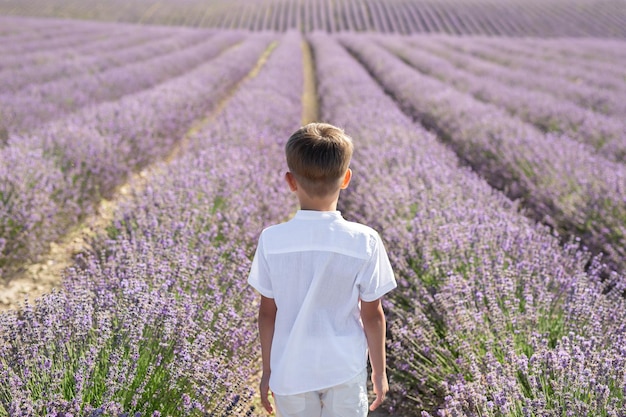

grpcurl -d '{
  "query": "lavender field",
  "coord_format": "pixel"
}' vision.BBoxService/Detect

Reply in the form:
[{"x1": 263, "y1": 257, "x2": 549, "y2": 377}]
[{"x1": 1, "y1": 2, "x2": 626, "y2": 416}]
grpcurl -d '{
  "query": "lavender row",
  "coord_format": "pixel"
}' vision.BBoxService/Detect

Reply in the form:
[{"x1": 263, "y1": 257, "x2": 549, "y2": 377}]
[
  {"x1": 0, "y1": 29, "x2": 154, "y2": 71},
  {"x1": 0, "y1": 30, "x2": 303, "y2": 416},
  {"x1": 415, "y1": 32, "x2": 626, "y2": 82},
  {"x1": 416, "y1": 36, "x2": 626, "y2": 119},
  {"x1": 0, "y1": 21, "x2": 106, "y2": 45},
  {"x1": 0, "y1": 24, "x2": 129, "y2": 56},
  {"x1": 310, "y1": 32, "x2": 626, "y2": 416},
  {"x1": 474, "y1": 36, "x2": 626, "y2": 66},
  {"x1": 0, "y1": 15, "x2": 54, "y2": 28},
  {"x1": 0, "y1": 25, "x2": 178, "y2": 72},
  {"x1": 0, "y1": 30, "x2": 231, "y2": 134},
  {"x1": 0, "y1": 17, "x2": 182, "y2": 55},
  {"x1": 0, "y1": 15, "x2": 143, "y2": 34},
  {"x1": 0, "y1": 29, "x2": 211, "y2": 93},
  {"x1": 474, "y1": 37, "x2": 626, "y2": 76},
  {"x1": 521, "y1": 37, "x2": 626, "y2": 62},
  {"x1": 375, "y1": 36, "x2": 626, "y2": 163},
  {"x1": 0, "y1": 32, "x2": 267, "y2": 276},
  {"x1": 0, "y1": 17, "x2": 70, "y2": 38},
  {"x1": 455, "y1": 37, "x2": 626, "y2": 96},
  {"x1": 340, "y1": 35, "x2": 626, "y2": 274},
  {"x1": 0, "y1": 26, "x2": 119, "y2": 46}
]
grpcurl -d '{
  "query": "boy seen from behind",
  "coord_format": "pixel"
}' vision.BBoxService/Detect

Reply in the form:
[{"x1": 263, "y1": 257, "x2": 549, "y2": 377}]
[{"x1": 248, "y1": 122, "x2": 397, "y2": 417}]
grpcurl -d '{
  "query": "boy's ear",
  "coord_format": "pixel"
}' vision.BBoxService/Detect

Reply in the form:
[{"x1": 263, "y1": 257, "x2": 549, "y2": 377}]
[
  {"x1": 340, "y1": 168, "x2": 352, "y2": 189},
  {"x1": 285, "y1": 171, "x2": 298, "y2": 192}
]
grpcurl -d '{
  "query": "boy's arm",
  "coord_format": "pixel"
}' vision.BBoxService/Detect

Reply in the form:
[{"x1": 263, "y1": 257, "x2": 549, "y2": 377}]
[
  {"x1": 259, "y1": 295, "x2": 277, "y2": 414},
  {"x1": 361, "y1": 298, "x2": 389, "y2": 411}
]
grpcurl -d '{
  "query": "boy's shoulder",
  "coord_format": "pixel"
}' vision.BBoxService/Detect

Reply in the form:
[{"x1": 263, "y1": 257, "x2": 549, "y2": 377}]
[{"x1": 339, "y1": 218, "x2": 380, "y2": 237}]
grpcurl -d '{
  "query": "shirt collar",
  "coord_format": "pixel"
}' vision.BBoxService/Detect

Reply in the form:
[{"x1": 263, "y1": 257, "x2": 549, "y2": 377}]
[{"x1": 294, "y1": 210, "x2": 343, "y2": 220}]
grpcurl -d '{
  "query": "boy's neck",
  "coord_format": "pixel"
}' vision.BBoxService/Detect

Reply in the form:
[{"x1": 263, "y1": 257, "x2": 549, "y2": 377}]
[
  {"x1": 297, "y1": 192, "x2": 340, "y2": 212},
  {"x1": 285, "y1": 171, "x2": 348, "y2": 212},
  {"x1": 299, "y1": 202, "x2": 338, "y2": 212}
]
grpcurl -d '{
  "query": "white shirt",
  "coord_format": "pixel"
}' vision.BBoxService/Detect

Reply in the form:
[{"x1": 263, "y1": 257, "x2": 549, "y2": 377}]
[{"x1": 248, "y1": 210, "x2": 397, "y2": 395}]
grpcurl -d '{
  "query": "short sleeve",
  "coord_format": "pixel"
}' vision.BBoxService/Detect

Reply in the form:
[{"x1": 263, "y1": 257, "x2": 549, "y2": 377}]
[
  {"x1": 357, "y1": 233, "x2": 397, "y2": 302},
  {"x1": 248, "y1": 232, "x2": 274, "y2": 298}
]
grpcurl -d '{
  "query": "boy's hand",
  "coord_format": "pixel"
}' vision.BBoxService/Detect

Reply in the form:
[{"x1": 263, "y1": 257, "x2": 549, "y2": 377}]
[
  {"x1": 369, "y1": 371, "x2": 389, "y2": 411},
  {"x1": 260, "y1": 371, "x2": 274, "y2": 414}
]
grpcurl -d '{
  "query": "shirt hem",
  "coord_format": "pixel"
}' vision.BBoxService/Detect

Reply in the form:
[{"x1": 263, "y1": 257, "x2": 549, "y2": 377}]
[{"x1": 270, "y1": 367, "x2": 367, "y2": 396}]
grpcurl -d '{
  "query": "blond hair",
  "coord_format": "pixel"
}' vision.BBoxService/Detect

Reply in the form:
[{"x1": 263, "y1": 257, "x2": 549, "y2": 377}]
[{"x1": 285, "y1": 122, "x2": 353, "y2": 198}]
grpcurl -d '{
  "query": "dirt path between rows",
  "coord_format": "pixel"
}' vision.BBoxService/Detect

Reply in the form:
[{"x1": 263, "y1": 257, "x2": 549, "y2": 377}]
[
  {"x1": 301, "y1": 39, "x2": 319, "y2": 125},
  {"x1": 0, "y1": 40, "x2": 277, "y2": 312}
]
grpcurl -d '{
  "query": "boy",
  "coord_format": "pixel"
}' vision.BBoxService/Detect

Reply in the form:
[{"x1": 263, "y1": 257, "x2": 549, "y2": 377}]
[{"x1": 248, "y1": 122, "x2": 397, "y2": 417}]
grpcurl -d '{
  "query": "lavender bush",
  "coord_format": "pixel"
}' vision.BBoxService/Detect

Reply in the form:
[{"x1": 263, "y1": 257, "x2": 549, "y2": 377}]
[
  {"x1": 0, "y1": 30, "x2": 303, "y2": 415},
  {"x1": 311, "y1": 32, "x2": 626, "y2": 416},
  {"x1": 0, "y1": 265, "x2": 257, "y2": 416}
]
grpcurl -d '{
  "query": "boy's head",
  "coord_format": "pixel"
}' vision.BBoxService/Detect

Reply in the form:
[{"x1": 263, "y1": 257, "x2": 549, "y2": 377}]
[{"x1": 285, "y1": 123, "x2": 353, "y2": 198}]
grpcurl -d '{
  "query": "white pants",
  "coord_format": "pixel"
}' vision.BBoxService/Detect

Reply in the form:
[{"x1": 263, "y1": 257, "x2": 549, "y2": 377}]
[{"x1": 273, "y1": 369, "x2": 369, "y2": 417}]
